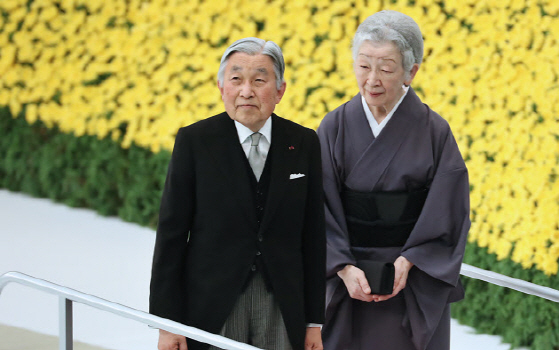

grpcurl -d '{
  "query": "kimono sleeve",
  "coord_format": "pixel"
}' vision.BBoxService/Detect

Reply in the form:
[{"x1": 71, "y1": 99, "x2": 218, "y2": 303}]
[
  {"x1": 317, "y1": 113, "x2": 357, "y2": 278},
  {"x1": 401, "y1": 124, "x2": 470, "y2": 287}
]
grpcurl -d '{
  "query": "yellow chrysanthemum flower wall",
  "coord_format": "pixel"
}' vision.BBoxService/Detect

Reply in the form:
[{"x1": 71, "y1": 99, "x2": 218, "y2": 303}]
[{"x1": 1, "y1": 0, "x2": 557, "y2": 275}]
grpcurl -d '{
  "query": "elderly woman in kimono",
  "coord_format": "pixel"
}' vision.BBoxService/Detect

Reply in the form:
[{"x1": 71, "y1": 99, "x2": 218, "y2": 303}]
[{"x1": 317, "y1": 10, "x2": 470, "y2": 350}]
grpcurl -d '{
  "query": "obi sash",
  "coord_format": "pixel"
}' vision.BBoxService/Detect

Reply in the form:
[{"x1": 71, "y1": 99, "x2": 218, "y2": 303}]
[{"x1": 342, "y1": 187, "x2": 428, "y2": 247}]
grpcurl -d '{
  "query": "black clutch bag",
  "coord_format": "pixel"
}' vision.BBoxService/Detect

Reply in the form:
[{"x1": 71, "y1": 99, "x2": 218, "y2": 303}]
[{"x1": 357, "y1": 260, "x2": 395, "y2": 295}]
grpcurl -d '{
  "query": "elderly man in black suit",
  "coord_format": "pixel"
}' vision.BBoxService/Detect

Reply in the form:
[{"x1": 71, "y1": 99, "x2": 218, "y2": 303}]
[{"x1": 149, "y1": 37, "x2": 326, "y2": 350}]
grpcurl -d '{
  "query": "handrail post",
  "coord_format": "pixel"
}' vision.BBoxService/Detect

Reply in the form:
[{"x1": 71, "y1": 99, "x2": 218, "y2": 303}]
[{"x1": 59, "y1": 297, "x2": 73, "y2": 350}]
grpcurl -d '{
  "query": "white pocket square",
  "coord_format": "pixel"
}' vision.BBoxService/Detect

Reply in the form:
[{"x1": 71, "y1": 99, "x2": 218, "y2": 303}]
[{"x1": 290, "y1": 173, "x2": 305, "y2": 180}]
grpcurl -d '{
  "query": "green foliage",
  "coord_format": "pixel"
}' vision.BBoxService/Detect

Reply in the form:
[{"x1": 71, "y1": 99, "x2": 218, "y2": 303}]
[
  {"x1": 0, "y1": 107, "x2": 169, "y2": 227},
  {"x1": 452, "y1": 242, "x2": 559, "y2": 350}
]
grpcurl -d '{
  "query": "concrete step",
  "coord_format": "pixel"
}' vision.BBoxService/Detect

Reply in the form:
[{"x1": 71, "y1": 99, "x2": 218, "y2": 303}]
[{"x1": 0, "y1": 324, "x2": 108, "y2": 350}]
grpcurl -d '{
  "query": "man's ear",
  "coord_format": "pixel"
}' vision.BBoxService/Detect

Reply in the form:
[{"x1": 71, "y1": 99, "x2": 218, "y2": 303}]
[
  {"x1": 275, "y1": 81, "x2": 287, "y2": 104},
  {"x1": 217, "y1": 80, "x2": 224, "y2": 99}
]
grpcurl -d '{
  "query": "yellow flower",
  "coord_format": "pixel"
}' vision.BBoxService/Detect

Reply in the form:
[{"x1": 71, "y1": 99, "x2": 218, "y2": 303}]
[{"x1": 1, "y1": 0, "x2": 558, "y2": 274}]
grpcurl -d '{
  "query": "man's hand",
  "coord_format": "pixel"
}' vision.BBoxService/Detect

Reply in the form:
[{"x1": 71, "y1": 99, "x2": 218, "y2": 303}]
[
  {"x1": 158, "y1": 329, "x2": 187, "y2": 350},
  {"x1": 337, "y1": 265, "x2": 374, "y2": 302},
  {"x1": 305, "y1": 327, "x2": 323, "y2": 350},
  {"x1": 372, "y1": 256, "x2": 413, "y2": 302}
]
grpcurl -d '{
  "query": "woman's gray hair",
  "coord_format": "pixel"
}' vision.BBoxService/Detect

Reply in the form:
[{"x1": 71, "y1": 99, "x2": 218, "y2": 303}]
[
  {"x1": 217, "y1": 37, "x2": 285, "y2": 90},
  {"x1": 352, "y1": 10, "x2": 424, "y2": 79}
]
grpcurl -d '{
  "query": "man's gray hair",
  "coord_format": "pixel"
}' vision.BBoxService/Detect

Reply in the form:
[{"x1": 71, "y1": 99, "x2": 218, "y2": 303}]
[
  {"x1": 352, "y1": 10, "x2": 424, "y2": 79},
  {"x1": 217, "y1": 37, "x2": 285, "y2": 90}
]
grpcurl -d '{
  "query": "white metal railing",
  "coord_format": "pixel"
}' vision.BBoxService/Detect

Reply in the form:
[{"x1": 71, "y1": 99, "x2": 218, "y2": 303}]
[
  {"x1": 1, "y1": 265, "x2": 557, "y2": 350},
  {"x1": 459, "y1": 263, "x2": 559, "y2": 303},
  {"x1": 0, "y1": 271, "x2": 262, "y2": 350}
]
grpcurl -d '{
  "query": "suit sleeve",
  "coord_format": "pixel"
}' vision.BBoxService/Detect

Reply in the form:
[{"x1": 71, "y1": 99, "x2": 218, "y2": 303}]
[
  {"x1": 149, "y1": 127, "x2": 195, "y2": 323},
  {"x1": 302, "y1": 130, "x2": 326, "y2": 324}
]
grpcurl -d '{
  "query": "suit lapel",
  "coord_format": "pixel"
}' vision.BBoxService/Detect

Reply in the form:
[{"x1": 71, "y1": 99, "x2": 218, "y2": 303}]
[
  {"x1": 259, "y1": 115, "x2": 301, "y2": 232},
  {"x1": 204, "y1": 113, "x2": 259, "y2": 230}
]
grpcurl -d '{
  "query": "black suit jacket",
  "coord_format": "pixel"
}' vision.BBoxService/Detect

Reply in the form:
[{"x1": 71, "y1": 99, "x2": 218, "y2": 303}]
[{"x1": 150, "y1": 112, "x2": 326, "y2": 350}]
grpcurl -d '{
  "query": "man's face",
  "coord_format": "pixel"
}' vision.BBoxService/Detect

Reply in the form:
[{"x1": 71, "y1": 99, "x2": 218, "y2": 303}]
[{"x1": 218, "y1": 52, "x2": 286, "y2": 132}]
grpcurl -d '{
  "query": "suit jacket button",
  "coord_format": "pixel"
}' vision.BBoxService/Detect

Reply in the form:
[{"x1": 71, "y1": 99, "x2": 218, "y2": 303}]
[
  {"x1": 256, "y1": 251, "x2": 261, "y2": 256},
  {"x1": 251, "y1": 265, "x2": 257, "y2": 271},
  {"x1": 258, "y1": 235, "x2": 263, "y2": 242}
]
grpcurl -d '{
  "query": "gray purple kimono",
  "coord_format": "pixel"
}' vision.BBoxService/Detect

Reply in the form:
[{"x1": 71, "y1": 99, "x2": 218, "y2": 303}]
[{"x1": 317, "y1": 88, "x2": 470, "y2": 350}]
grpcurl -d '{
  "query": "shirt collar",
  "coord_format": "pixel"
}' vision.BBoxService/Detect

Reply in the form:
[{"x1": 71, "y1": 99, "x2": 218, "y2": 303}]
[{"x1": 234, "y1": 116, "x2": 272, "y2": 144}]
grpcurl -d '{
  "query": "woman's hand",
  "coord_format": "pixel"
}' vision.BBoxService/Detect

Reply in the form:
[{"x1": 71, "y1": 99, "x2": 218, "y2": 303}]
[
  {"x1": 372, "y1": 256, "x2": 413, "y2": 302},
  {"x1": 337, "y1": 265, "x2": 375, "y2": 302}
]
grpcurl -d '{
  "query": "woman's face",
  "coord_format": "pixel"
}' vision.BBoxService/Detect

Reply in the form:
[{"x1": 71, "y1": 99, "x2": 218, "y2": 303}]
[{"x1": 354, "y1": 41, "x2": 418, "y2": 118}]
